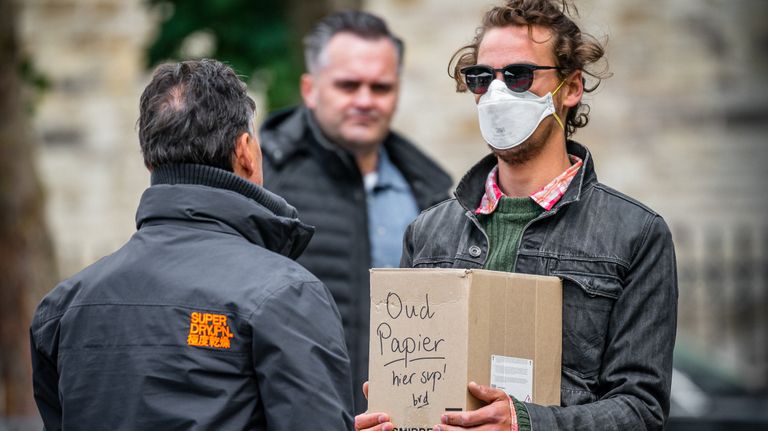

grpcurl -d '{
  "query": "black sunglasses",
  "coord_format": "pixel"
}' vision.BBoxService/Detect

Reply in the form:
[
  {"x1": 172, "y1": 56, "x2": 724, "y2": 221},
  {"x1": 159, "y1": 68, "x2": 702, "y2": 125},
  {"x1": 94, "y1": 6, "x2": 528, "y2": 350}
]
[{"x1": 460, "y1": 64, "x2": 563, "y2": 95}]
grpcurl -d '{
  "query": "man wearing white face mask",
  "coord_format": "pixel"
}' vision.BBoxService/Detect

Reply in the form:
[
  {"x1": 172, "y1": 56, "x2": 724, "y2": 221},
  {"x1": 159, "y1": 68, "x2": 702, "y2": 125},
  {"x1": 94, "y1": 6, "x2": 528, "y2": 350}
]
[{"x1": 356, "y1": 1, "x2": 678, "y2": 431}]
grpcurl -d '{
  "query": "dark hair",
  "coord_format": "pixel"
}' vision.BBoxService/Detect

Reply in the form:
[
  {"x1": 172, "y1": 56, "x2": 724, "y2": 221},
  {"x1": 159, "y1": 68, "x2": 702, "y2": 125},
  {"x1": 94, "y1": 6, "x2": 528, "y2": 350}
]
[
  {"x1": 303, "y1": 10, "x2": 405, "y2": 73},
  {"x1": 449, "y1": 0, "x2": 610, "y2": 137},
  {"x1": 138, "y1": 59, "x2": 256, "y2": 171}
]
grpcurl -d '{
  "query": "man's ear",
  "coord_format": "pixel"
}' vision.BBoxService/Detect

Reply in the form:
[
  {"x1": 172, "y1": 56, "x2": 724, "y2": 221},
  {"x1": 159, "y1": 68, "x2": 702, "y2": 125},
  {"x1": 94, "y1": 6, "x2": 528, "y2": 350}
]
[
  {"x1": 233, "y1": 132, "x2": 263, "y2": 185},
  {"x1": 300, "y1": 73, "x2": 317, "y2": 109},
  {"x1": 561, "y1": 70, "x2": 584, "y2": 109}
]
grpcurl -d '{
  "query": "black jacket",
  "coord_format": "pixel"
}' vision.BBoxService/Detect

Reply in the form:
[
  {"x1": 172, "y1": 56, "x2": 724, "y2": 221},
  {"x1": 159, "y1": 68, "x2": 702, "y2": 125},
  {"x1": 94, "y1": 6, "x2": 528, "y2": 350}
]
[
  {"x1": 30, "y1": 164, "x2": 354, "y2": 430},
  {"x1": 260, "y1": 106, "x2": 452, "y2": 412},
  {"x1": 402, "y1": 141, "x2": 678, "y2": 430}
]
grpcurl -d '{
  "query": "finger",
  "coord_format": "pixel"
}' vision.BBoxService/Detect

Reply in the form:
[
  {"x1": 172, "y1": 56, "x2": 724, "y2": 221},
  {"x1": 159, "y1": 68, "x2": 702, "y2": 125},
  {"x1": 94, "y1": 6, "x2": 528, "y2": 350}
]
[
  {"x1": 467, "y1": 381, "x2": 508, "y2": 403},
  {"x1": 363, "y1": 381, "x2": 369, "y2": 400},
  {"x1": 441, "y1": 400, "x2": 508, "y2": 427},
  {"x1": 355, "y1": 412, "x2": 391, "y2": 431}
]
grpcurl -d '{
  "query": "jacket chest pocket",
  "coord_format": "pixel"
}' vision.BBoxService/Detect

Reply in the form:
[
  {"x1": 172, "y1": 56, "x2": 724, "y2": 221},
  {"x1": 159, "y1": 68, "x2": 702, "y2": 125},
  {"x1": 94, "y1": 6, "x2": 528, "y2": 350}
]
[{"x1": 551, "y1": 267, "x2": 622, "y2": 395}]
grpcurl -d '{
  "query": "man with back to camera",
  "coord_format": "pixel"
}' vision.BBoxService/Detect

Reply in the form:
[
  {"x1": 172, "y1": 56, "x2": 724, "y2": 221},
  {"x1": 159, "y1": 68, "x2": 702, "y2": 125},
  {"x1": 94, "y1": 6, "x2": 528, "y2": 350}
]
[
  {"x1": 357, "y1": 1, "x2": 678, "y2": 430},
  {"x1": 260, "y1": 10, "x2": 452, "y2": 414},
  {"x1": 30, "y1": 59, "x2": 354, "y2": 430}
]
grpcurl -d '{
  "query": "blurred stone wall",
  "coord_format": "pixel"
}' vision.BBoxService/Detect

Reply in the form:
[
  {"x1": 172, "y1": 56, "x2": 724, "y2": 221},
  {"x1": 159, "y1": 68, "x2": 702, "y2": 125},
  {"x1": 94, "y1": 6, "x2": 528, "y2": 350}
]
[{"x1": 19, "y1": 0, "x2": 153, "y2": 278}]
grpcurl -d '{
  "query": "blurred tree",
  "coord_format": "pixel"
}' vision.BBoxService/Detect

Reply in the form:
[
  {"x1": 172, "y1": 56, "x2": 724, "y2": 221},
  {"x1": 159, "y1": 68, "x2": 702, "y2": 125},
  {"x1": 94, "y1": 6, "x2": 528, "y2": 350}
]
[
  {"x1": 0, "y1": 0, "x2": 57, "y2": 421},
  {"x1": 146, "y1": 0, "x2": 360, "y2": 110}
]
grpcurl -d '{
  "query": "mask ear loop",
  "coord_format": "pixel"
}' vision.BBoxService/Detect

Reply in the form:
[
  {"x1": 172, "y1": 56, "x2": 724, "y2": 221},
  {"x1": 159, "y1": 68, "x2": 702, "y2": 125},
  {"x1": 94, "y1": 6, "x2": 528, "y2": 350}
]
[{"x1": 551, "y1": 79, "x2": 567, "y2": 130}]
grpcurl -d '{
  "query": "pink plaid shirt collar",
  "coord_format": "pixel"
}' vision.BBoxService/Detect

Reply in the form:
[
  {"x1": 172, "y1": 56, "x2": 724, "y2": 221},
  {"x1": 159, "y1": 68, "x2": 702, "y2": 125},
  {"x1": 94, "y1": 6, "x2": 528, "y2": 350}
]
[{"x1": 475, "y1": 155, "x2": 583, "y2": 215}]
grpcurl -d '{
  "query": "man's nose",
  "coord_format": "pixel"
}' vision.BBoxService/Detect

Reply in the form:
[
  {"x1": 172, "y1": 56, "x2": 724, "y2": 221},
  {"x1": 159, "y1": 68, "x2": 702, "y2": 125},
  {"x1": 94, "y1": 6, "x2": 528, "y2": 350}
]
[{"x1": 353, "y1": 86, "x2": 374, "y2": 108}]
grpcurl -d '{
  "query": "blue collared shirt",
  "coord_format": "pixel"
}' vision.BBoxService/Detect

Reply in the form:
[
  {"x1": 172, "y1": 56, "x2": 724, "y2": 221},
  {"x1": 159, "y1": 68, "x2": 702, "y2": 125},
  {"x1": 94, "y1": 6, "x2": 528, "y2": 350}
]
[{"x1": 365, "y1": 147, "x2": 420, "y2": 268}]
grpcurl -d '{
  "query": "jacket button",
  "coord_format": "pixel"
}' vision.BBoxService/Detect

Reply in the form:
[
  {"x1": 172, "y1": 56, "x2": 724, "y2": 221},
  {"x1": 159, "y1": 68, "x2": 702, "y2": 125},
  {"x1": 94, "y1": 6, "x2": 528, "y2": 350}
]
[{"x1": 468, "y1": 245, "x2": 482, "y2": 257}]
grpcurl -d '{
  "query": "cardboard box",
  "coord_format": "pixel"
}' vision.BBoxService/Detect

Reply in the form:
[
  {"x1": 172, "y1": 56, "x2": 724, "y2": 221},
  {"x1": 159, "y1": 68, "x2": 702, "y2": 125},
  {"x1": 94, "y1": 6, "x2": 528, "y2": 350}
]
[{"x1": 367, "y1": 268, "x2": 562, "y2": 430}]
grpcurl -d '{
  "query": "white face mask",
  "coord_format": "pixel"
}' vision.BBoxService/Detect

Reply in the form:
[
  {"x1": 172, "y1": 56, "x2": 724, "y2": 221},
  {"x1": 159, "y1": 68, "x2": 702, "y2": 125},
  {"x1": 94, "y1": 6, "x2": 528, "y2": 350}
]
[{"x1": 477, "y1": 79, "x2": 565, "y2": 150}]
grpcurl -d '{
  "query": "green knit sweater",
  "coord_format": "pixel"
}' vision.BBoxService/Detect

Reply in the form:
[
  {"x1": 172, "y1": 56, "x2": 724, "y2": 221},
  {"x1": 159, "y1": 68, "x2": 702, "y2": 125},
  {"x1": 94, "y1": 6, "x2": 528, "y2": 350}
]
[
  {"x1": 479, "y1": 195, "x2": 540, "y2": 430},
  {"x1": 479, "y1": 196, "x2": 543, "y2": 273}
]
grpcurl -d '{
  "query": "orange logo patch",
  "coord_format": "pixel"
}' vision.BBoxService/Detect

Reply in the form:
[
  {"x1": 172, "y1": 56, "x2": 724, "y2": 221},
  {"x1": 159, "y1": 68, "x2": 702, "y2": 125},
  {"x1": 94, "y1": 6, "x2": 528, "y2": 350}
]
[{"x1": 187, "y1": 312, "x2": 234, "y2": 349}]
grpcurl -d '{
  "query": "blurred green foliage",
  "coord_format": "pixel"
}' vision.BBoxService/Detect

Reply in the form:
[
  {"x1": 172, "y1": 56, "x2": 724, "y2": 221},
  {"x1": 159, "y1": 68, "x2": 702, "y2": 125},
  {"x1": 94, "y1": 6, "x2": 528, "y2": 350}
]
[
  {"x1": 19, "y1": 55, "x2": 50, "y2": 115},
  {"x1": 145, "y1": 0, "x2": 302, "y2": 110}
]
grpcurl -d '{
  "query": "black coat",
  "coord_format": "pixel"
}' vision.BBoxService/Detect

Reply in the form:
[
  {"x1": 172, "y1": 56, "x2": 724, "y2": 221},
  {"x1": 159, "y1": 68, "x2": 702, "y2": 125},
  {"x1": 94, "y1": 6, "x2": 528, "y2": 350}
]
[
  {"x1": 260, "y1": 106, "x2": 452, "y2": 412},
  {"x1": 30, "y1": 164, "x2": 354, "y2": 430}
]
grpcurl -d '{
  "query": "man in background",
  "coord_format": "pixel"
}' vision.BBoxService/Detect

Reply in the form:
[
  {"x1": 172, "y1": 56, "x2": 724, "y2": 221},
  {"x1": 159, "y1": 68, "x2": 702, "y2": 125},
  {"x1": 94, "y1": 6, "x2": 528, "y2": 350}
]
[
  {"x1": 260, "y1": 10, "x2": 452, "y2": 413},
  {"x1": 31, "y1": 59, "x2": 353, "y2": 430}
]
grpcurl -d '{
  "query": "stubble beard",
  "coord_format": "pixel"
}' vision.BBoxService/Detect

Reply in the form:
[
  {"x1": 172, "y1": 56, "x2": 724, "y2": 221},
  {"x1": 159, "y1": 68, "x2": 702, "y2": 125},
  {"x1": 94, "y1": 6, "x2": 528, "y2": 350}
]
[
  {"x1": 335, "y1": 114, "x2": 389, "y2": 154},
  {"x1": 491, "y1": 118, "x2": 555, "y2": 165},
  {"x1": 337, "y1": 129, "x2": 385, "y2": 156}
]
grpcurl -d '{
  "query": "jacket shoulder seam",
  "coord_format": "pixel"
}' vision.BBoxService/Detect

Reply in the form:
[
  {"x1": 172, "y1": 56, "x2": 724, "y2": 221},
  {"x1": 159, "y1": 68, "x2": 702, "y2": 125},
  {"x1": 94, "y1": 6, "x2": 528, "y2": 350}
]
[
  {"x1": 419, "y1": 197, "x2": 457, "y2": 214},
  {"x1": 31, "y1": 311, "x2": 66, "y2": 330},
  {"x1": 246, "y1": 279, "x2": 325, "y2": 321},
  {"x1": 591, "y1": 183, "x2": 659, "y2": 216},
  {"x1": 629, "y1": 214, "x2": 663, "y2": 270}
]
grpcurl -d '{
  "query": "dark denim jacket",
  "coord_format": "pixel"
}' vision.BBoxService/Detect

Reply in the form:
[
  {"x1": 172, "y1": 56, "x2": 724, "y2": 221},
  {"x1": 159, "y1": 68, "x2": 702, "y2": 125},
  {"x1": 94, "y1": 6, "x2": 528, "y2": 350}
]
[{"x1": 401, "y1": 142, "x2": 678, "y2": 430}]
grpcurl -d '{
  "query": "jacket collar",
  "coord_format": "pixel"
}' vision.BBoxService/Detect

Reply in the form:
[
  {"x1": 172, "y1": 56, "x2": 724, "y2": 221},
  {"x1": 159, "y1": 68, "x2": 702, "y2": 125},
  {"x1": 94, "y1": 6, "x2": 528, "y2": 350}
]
[
  {"x1": 454, "y1": 140, "x2": 596, "y2": 214},
  {"x1": 555, "y1": 140, "x2": 596, "y2": 211},
  {"x1": 137, "y1": 164, "x2": 314, "y2": 260},
  {"x1": 259, "y1": 106, "x2": 360, "y2": 170}
]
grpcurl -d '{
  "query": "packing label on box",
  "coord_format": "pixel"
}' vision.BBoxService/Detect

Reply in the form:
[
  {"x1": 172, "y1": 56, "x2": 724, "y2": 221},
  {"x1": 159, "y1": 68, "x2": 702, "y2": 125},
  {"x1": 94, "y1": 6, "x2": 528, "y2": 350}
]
[{"x1": 490, "y1": 355, "x2": 533, "y2": 403}]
